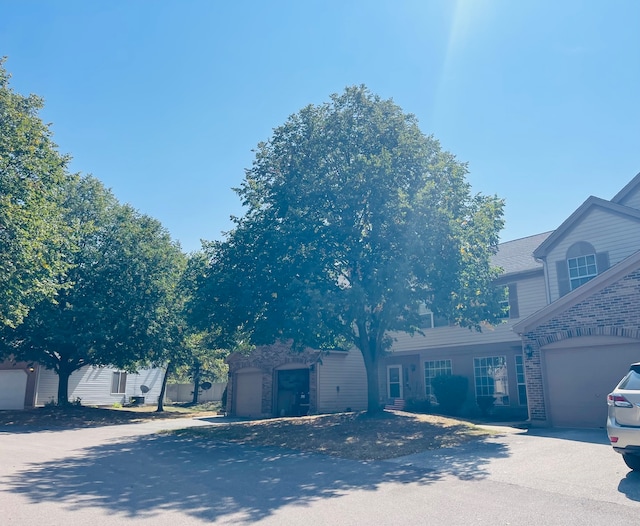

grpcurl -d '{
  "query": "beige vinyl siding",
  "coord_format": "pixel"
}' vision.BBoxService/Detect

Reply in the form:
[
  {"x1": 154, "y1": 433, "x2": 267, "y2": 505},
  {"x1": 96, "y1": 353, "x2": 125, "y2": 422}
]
[
  {"x1": 517, "y1": 274, "x2": 548, "y2": 317},
  {"x1": 388, "y1": 274, "x2": 545, "y2": 355},
  {"x1": 390, "y1": 321, "x2": 521, "y2": 352},
  {"x1": 35, "y1": 366, "x2": 165, "y2": 406},
  {"x1": 545, "y1": 208, "x2": 640, "y2": 302},
  {"x1": 34, "y1": 367, "x2": 58, "y2": 406},
  {"x1": 316, "y1": 350, "x2": 367, "y2": 413}
]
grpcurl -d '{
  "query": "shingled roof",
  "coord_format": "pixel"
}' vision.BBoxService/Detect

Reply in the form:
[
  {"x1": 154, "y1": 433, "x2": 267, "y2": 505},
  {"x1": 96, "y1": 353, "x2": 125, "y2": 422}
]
[{"x1": 491, "y1": 231, "x2": 553, "y2": 276}]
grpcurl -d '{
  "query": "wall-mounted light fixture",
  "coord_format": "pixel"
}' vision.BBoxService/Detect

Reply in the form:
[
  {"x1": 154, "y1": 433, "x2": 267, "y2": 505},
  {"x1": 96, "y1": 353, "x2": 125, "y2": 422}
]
[{"x1": 525, "y1": 345, "x2": 534, "y2": 359}]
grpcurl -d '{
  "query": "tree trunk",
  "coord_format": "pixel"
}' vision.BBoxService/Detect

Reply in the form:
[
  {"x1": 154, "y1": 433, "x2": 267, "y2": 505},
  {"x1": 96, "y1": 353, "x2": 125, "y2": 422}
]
[
  {"x1": 56, "y1": 363, "x2": 72, "y2": 406},
  {"x1": 355, "y1": 321, "x2": 384, "y2": 415},
  {"x1": 364, "y1": 355, "x2": 381, "y2": 414},
  {"x1": 156, "y1": 362, "x2": 172, "y2": 412},
  {"x1": 191, "y1": 360, "x2": 201, "y2": 405}
]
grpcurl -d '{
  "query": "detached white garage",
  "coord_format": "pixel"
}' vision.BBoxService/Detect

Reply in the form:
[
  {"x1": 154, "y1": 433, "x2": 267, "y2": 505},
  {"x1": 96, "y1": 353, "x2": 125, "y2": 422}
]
[
  {"x1": 0, "y1": 369, "x2": 28, "y2": 410},
  {"x1": 542, "y1": 337, "x2": 640, "y2": 428}
]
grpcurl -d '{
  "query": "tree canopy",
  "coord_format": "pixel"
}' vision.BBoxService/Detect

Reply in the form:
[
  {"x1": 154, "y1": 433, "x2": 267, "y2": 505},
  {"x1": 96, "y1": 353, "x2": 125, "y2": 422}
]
[
  {"x1": 0, "y1": 58, "x2": 72, "y2": 327},
  {"x1": 2, "y1": 174, "x2": 186, "y2": 404},
  {"x1": 196, "y1": 86, "x2": 506, "y2": 413}
]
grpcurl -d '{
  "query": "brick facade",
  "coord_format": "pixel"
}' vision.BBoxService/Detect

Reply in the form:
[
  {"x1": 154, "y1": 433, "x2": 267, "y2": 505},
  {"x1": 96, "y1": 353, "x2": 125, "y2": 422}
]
[{"x1": 523, "y1": 269, "x2": 640, "y2": 423}]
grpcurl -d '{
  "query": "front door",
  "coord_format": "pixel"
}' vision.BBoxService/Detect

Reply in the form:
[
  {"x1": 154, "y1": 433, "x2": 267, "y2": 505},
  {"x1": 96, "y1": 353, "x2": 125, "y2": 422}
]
[{"x1": 387, "y1": 365, "x2": 403, "y2": 399}]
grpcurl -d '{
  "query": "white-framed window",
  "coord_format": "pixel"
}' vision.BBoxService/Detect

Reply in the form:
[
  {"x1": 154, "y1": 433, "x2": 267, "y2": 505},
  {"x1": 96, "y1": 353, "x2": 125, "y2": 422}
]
[
  {"x1": 424, "y1": 359, "x2": 452, "y2": 402},
  {"x1": 111, "y1": 371, "x2": 127, "y2": 394},
  {"x1": 568, "y1": 254, "x2": 597, "y2": 290},
  {"x1": 514, "y1": 355, "x2": 527, "y2": 406},
  {"x1": 474, "y1": 356, "x2": 509, "y2": 405}
]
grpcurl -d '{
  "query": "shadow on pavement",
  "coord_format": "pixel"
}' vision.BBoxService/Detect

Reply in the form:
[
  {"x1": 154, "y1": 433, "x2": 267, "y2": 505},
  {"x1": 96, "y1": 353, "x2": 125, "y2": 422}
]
[
  {"x1": 3, "y1": 431, "x2": 509, "y2": 523},
  {"x1": 618, "y1": 470, "x2": 640, "y2": 501},
  {"x1": 0, "y1": 407, "x2": 215, "y2": 434}
]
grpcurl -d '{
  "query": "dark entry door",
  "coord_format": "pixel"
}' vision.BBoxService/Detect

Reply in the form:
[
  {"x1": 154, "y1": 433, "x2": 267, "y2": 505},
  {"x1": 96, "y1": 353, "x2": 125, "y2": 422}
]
[{"x1": 276, "y1": 369, "x2": 310, "y2": 417}]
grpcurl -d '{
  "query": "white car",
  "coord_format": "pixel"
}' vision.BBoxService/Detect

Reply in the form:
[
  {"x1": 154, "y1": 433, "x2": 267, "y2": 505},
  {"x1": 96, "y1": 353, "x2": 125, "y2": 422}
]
[{"x1": 607, "y1": 363, "x2": 640, "y2": 471}]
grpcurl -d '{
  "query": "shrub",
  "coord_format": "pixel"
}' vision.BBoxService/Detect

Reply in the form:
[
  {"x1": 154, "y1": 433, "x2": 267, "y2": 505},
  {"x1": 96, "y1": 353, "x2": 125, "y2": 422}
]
[
  {"x1": 431, "y1": 374, "x2": 468, "y2": 416},
  {"x1": 404, "y1": 398, "x2": 432, "y2": 414},
  {"x1": 476, "y1": 395, "x2": 496, "y2": 417}
]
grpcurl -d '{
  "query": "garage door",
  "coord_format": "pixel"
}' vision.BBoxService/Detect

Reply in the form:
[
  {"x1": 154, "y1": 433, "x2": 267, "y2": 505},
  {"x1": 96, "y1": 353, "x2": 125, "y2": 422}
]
[
  {"x1": 544, "y1": 340, "x2": 640, "y2": 428},
  {"x1": 234, "y1": 370, "x2": 263, "y2": 417},
  {"x1": 0, "y1": 370, "x2": 28, "y2": 410}
]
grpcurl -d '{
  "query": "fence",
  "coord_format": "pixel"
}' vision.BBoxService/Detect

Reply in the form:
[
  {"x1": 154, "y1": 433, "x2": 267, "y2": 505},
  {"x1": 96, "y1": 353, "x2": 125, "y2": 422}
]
[{"x1": 166, "y1": 382, "x2": 227, "y2": 403}]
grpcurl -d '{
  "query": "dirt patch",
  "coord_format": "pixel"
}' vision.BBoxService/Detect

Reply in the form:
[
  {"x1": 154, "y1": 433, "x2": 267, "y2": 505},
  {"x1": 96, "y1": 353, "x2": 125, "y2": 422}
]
[
  {"x1": 0, "y1": 404, "x2": 218, "y2": 430},
  {"x1": 175, "y1": 411, "x2": 491, "y2": 460},
  {"x1": 1, "y1": 406, "x2": 492, "y2": 460}
]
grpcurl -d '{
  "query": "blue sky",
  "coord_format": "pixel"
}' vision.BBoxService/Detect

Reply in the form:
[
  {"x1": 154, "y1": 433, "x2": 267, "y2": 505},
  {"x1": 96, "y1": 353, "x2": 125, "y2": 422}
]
[{"x1": 2, "y1": 1, "x2": 638, "y2": 253}]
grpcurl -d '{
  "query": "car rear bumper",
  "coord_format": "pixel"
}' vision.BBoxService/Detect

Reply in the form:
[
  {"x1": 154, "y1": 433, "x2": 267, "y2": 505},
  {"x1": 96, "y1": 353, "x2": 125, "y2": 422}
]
[{"x1": 607, "y1": 417, "x2": 640, "y2": 453}]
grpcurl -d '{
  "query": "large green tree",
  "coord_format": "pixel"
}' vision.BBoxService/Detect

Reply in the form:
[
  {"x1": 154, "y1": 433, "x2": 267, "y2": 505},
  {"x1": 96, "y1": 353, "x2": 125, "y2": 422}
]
[
  {"x1": 169, "y1": 250, "x2": 229, "y2": 406},
  {"x1": 2, "y1": 175, "x2": 185, "y2": 404},
  {"x1": 197, "y1": 86, "x2": 506, "y2": 413},
  {"x1": 0, "y1": 59, "x2": 71, "y2": 327}
]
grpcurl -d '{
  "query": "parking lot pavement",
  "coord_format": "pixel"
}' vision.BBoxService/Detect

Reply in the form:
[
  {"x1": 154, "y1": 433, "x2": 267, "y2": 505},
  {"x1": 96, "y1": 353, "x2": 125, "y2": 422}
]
[
  {"x1": 386, "y1": 425, "x2": 640, "y2": 505},
  {"x1": 2, "y1": 421, "x2": 640, "y2": 525}
]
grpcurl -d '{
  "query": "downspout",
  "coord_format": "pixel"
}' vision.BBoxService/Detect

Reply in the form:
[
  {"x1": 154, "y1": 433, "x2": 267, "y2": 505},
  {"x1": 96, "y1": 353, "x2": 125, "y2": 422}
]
[{"x1": 535, "y1": 255, "x2": 551, "y2": 305}]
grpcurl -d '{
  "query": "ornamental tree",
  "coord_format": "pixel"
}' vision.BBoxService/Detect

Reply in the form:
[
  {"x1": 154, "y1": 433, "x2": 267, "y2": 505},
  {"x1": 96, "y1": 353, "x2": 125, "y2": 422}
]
[{"x1": 196, "y1": 86, "x2": 506, "y2": 413}]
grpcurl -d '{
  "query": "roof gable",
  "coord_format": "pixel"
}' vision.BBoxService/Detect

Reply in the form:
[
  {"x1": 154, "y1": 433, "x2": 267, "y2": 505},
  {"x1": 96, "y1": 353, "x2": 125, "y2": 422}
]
[
  {"x1": 533, "y1": 196, "x2": 640, "y2": 258},
  {"x1": 612, "y1": 171, "x2": 640, "y2": 206},
  {"x1": 513, "y1": 249, "x2": 640, "y2": 334}
]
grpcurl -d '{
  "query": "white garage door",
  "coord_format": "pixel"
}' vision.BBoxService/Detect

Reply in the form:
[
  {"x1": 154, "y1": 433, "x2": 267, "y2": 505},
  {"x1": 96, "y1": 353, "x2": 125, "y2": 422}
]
[
  {"x1": 234, "y1": 370, "x2": 263, "y2": 417},
  {"x1": 0, "y1": 370, "x2": 28, "y2": 410},
  {"x1": 544, "y1": 340, "x2": 640, "y2": 428}
]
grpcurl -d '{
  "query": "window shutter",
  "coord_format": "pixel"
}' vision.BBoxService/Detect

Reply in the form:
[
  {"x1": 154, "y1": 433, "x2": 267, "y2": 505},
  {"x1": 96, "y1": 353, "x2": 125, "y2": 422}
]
[
  {"x1": 596, "y1": 251, "x2": 610, "y2": 274},
  {"x1": 508, "y1": 283, "x2": 519, "y2": 319},
  {"x1": 556, "y1": 260, "x2": 571, "y2": 297}
]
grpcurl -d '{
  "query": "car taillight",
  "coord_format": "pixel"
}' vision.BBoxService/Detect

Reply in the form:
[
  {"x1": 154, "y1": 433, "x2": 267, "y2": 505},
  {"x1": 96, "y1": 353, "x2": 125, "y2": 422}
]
[{"x1": 608, "y1": 393, "x2": 633, "y2": 408}]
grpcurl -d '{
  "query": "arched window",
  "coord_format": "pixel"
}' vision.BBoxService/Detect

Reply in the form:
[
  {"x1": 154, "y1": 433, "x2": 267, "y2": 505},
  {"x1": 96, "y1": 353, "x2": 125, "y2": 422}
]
[{"x1": 556, "y1": 241, "x2": 610, "y2": 296}]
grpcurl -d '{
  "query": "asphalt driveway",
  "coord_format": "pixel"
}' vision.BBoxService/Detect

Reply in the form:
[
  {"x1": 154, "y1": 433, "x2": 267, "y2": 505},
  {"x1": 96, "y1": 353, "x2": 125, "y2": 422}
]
[{"x1": 1, "y1": 418, "x2": 640, "y2": 525}]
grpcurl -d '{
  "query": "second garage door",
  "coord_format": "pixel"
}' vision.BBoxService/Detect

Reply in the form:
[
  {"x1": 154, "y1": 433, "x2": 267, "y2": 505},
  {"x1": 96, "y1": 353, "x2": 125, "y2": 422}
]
[
  {"x1": 543, "y1": 339, "x2": 640, "y2": 428},
  {"x1": 234, "y1": 369, "x2": 263, "y2": 418}
]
